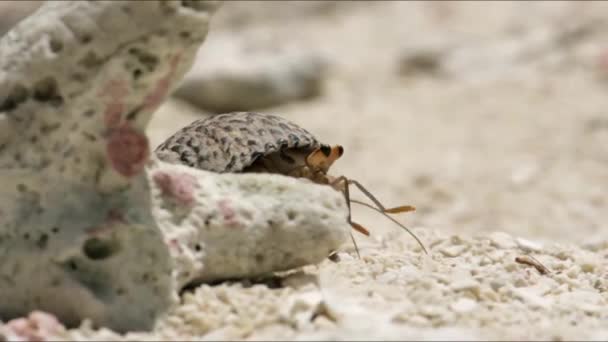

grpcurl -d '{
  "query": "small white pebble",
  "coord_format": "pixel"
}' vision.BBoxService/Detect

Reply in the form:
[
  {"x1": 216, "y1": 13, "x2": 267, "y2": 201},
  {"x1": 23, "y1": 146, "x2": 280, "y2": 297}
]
[
  {"x1": 511, "y1": 286, "x2": 552, "y2": 309},
  {"x1": 420, "y1": 305, "x2": 444, "y2": 318},
  {"x1": 489, "y1": 277, "x2": 508, "y2": 291},
  {"x1": 449, "y1": 298, "x2": 478, "y2": 313},
  {"x1": 575, "y1": 254, "x2": 599, "y2": 273},
  {"x1": 489, "y1": 232, "x2": 517, "y2": 249},
  {"x1": 450, "y1": 278, "x2": 480, "y2": 292},
  {"x1": 393, "y1": 313, "x2": 429, "y2": 326},
  {"x1": 516, "y1": 237, "x2": 544, "y2": 253},
  {"x1": 578, "y1": 303, "x2": 602, "y2": 314},
  {"x1": 488, "y1": 250, "x2": 507, "y2": 263},
  {"x1": 440, "y1": 244, "x2": 469, "y2": 257},
  {"x1": 510, "y1": 163, "x2": 539, "y2": 186},
  {"x1": 566, "y1": 265, "x2": 581, "y2": 278},
  {"x1": 376, "y1": 272, "x2": 398, "y2": 284},
  {"x1": 337, "y1": 252, "x2": 355, "y2": 262}
]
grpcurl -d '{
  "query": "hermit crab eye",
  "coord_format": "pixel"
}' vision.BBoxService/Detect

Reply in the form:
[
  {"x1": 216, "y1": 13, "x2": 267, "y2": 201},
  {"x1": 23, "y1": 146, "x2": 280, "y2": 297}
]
[
  {"x1": 320, "y1": 144, "x2": 331, "y2": 157},
  {"x1": 337, "y1": 145, "x2": 344, "y2": 157}
]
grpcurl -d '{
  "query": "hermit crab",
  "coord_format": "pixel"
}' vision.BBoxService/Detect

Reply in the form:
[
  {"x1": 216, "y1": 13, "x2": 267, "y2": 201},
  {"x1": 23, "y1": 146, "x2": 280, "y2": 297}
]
[{"x1": 155, "y1": 112, "x2": 427, "y2": 256}]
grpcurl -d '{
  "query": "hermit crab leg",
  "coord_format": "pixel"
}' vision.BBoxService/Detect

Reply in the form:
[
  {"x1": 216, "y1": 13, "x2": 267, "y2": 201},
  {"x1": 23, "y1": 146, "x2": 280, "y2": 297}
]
[
  {"x1": 338, "y1": 172, "x2": 364, "y2": 259},
  {"x1": 330, "y1": 176, "x2": 427, "y2": 254},
  {"x1": 350, "y1": 199, "x2": 428, "y2": 254}
]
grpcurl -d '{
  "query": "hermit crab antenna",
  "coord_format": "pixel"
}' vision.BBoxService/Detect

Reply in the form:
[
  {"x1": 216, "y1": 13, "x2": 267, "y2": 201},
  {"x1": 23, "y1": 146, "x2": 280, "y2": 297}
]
[{"x1": 350, "y1": 199, "x2": 428, "y2": 255}]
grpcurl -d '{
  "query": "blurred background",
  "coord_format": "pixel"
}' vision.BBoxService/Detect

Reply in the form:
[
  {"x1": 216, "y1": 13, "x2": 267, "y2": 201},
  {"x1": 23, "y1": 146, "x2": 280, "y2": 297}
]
[{"x1": 3, "y1": 1, "x2": 607, "y2": 247}]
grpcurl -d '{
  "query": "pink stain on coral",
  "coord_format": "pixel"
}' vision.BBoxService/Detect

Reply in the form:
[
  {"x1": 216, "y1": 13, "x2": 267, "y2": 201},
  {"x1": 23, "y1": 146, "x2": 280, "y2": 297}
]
[
  {"x1": 99, "y1": 79, "x2": 130, "y2": 128},
  {"x1": 106, "y1": 208, "x2": 126, "y2": 224},
  {"x1": 143, "y1": 53, "x2": 182, "y2": 112},
  {"x1": 166, "y1": 238, "x2": 183, "y2": 254},
  {"x1": 152, "y1": 170, "x2": 197, "y2": 206},
  {"x1": 597, "y1": 49, "x2": 608, "y2": 75},
  {"x1": 106, "y1": 123, "x2": 149, "y2": 177},
  {"x1": 101, "y1": 54, "x2": 187, "y2": 178},
  {"x1": 2, "y1": 311, "x2": 65, "y2": 342},
  {"x1": 218, "y1": 199, "x2": 241, "y2": 228},
  {"x1": 99, "y1": 79, "x2": 130, "y2": 99},
  {"x1": 87, "y1": 209, "x2": 126, "y2": 236},
  {"x1": 103, "y1": 102, "x2": 125, "y2": 128}
]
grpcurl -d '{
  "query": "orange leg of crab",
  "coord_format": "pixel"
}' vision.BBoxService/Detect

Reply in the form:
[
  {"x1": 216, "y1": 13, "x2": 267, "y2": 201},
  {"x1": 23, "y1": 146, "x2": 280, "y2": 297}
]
[
  {"x1": 331, "y1": 172, "x2": 365, "y2": 258},
  {"x1": 329, "y1": 176, "x2": 428, "y2": 255}
]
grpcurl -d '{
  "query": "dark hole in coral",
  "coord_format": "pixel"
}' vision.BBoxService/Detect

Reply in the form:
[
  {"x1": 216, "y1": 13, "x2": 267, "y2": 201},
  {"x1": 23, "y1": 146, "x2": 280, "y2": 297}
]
[
  {"x1": 83, "y1": 237, "x2": 117, "y2": 260},
  {"x1": 82, "y1": 109, "x2": 95, "y2": 117},
  {"x1": 23, "y1": 233, "x2": 30, "y2": 240},
  {"x1": 194, "y1": 244, "x2": 201, "y2": 252},
  {"x1": 0, "y1": 84, "x2": 30, "y2": 112},
  {"x1": 180, "y1": 0, "x2": 214, "y2": 11},
  {"x1": 71, "y1": 72, "x2": 86, "y2": 83},
  {"x1": 179, "y1": 31, "x2": 191, "y2": 39},
  {"x1": 242, "y1": 276, "x2": 284, "y2": 289},
  {"x1": 78, "y1": 51, "x2": 101, "y2": 69},
  {"x1": 125, "y1": 105, "x2": 143, "y2": 121},
  {"x1": 80, "y1": 34, "x2": 92, "y2": 44},
  {"x1": 121, "y1": 4, "x2": 133, "y2": 15},
  {"x1": 33, "y1": 77, "x2": 63, "y2": 106},
  {"x1": 179, "y1": 281, "x2": 199, "y2": 296},
  {"x1": 82, "y1": 131, "x2": 97, "y2": 142},
  {"x1": 0, "y1": 97, "x2": 17, "y2": 112},
  {"x1": 39, "y1": 122, "x2": 61, "y2": 135},
  {"x1": 328, "y1": 252, "x2": 341, "y2": 263},
  {"x1": 132, "y1": 68, "x2": 143, "y2": 80},
  {"x1": 49, "y1": 38, "x2": 63, "y2": 53},
  {"x1": 68, "y1": 260, "x2": 78, "y2": 270},
  {"x1": 128, "y1": 48, "x2": 159, "y2": 72},
  {"x1": 254, "y1": 253, "x2": 265, "y2": 264},
  {"x1": 116, "y1": 288, "x2": 126, "y2": 296},
  {"x1": 51, "y1": 227, "x2": 59, "y2": 234},
  {"x1": 287, "y1": 210, "x2": 297, "y2": 221},
  {"x1": 16, "y1": 184, "x2": 27, "y2": 192},
  {"x1": 37, "y1": 233, "x2": 49, "y2": 249}
]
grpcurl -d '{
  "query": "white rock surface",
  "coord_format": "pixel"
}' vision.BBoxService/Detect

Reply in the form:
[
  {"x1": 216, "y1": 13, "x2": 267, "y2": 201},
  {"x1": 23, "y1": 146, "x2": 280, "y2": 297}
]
[{"x1": 148, "y1": 158, "x2": 349, "y2": 287}]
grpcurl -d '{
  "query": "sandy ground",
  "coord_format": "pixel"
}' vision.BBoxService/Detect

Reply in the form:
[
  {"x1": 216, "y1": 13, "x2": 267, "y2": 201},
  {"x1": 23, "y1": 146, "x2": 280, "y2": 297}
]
[{"x1": 2, "y1": 1, "x2": 608, "y2": 341}]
